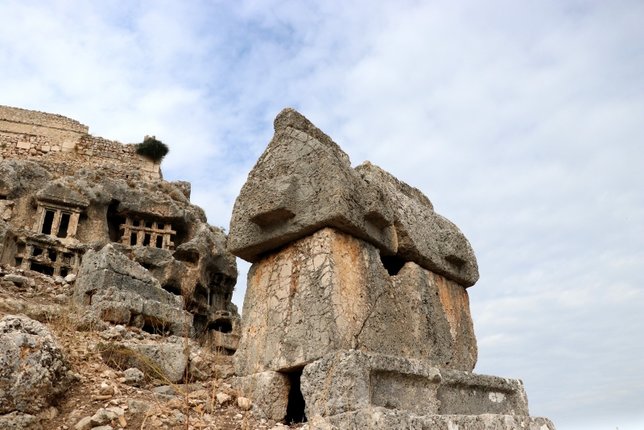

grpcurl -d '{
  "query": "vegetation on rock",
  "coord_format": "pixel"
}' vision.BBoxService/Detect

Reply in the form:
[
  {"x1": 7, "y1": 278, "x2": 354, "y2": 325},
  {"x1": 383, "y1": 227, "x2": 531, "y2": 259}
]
[{"x1": 136, "y1": 136, "x2": 169, "y2": 162}]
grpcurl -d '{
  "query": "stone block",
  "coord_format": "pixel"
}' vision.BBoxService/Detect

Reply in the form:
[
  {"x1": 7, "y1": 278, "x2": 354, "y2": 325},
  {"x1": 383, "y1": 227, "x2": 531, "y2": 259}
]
[
  {"x1": 228, "y1": 108, "x2": 397, "y2": 262},
  {"x1": 438, "y1": 369, "x2": 529, "y2": 416},
  {"x1": 314, "y1": 408, "x2": 556, "y2": 430},
  {"x1": 356, "y1": 162, "x2": 479, "y2": 286},
  {"x1": 234, "y1": 228, "x2": 477, "y2": 376},
  {"x1": 232, "y1": 371, "x2": 290, "y2": 421},
  {"x1": 61, "y1": 140, "x2": 76, "y2": 152},
  {"x1": 228, "y1": 108, "x2": 479, "y2": 287},
  {"x1": 73, "y1": 244, "x2": 193, "y2": 336},
  {"x1": 301, "y1": 350, "x2": 538, "y2": 427},
  {"x1": 301, "y1": 350, "x2": 442, "y2": 418},
  {"x1": 36, "y1": 182, "x2": 89, "y2": 207}
]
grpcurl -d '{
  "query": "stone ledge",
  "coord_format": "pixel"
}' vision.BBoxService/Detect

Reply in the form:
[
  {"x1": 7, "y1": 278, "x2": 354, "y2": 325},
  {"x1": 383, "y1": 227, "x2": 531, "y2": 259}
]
[
  {"x1": 302, "y1": 350, "x2": 529, "y2": 419},
  {"x1": 313, "y1": 407, "x2": 556, "y2": 430}
]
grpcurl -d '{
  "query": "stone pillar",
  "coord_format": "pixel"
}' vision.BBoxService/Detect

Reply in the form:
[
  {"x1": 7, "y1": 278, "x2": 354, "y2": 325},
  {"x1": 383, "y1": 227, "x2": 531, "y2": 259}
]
[
  {"x1": 32, "y1": 206, "x2": 44, "y2": 232},
  {"x1": 68, "y1": 211, "x2": 81, "y2": 238},
  {"x1": 51, "y1": 210, "x2": 62, "y2": 237}
]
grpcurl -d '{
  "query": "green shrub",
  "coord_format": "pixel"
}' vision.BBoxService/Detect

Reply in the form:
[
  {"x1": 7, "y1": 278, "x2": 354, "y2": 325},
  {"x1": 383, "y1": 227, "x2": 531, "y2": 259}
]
[{"x1": 136, "y1": 136, "x2": 169, "y2": 162}]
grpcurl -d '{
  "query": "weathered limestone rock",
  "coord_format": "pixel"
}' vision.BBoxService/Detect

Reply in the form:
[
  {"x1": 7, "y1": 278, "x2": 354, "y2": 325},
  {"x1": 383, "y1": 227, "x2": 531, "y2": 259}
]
[
  {"x1": 230, "y1": 108, "x2": 554, "y2": 428},
  {"x1": 0, "y1": 105, "x2": 240, "y2": 350},
  {"x1": 0, "y1": 315, "x2": 75, "y2": 415},
  {"x1": 234, "y1": 227, "x2": 477, "y2": 376},
  {"x1": 228, "y1": 108, "x2": 478, "y2": 287},
  {"x1": 356, "y1": 162, "x2": 479, "y2": 286},
  {"x1": 0, "y1": 160, "x2": 51, "y2": 198},
  {"x1": 228, "y1": 108, "x2": 397, "y2": 262},
  {"x1": 233, "y1": 371, "x2": 290, "y2": 421},
  {"x1": 123, "y1": 368, "x2": 145, "y2": 386},
  {"x1": 313, "y1": 408, "x2": 556, "y2": 430},
  {"x1": 36, "y1": 182, "x2": 90, "y2": 208},
  {"x1": 73, "y1": 244, "x2": 193, "y2": 336},
  {"x1": 0, "y1": 412, "x2": 41, "y2": 430},
  {"x1": 103, "y1": 341, "x2": 189, "y2": 383},
  {"x1": 301, "y1": 350, "x2": 530, "y2": 419},
  {"x1": 0, "y1": 221, "x2": 15, "y2": 266}
]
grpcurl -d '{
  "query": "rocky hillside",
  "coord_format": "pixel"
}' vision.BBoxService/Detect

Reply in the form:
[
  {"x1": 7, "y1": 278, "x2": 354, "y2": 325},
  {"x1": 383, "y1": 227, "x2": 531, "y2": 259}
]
[{"x1": 0, "y1": 264, "x2": 305, "y2": 430}]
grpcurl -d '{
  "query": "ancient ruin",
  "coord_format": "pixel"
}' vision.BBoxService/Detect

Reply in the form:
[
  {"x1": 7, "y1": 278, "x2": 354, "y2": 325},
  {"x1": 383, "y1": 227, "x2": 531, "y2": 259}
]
[
  {"x1": 230, "y1": 108, "x2": 556, "y2": 428},
  {"x1": 0, "y1": 104, "x2": 556, "y2": 429},
  {"x1": 0, "y1": 105, "x2": 240, "y2": 350}
]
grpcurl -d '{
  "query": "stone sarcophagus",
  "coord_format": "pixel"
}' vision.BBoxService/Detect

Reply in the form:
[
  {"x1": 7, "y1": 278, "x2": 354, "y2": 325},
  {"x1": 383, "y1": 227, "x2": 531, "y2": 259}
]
[{"x1": 229, "y1": 108, "x2": 555, "y2": 429}]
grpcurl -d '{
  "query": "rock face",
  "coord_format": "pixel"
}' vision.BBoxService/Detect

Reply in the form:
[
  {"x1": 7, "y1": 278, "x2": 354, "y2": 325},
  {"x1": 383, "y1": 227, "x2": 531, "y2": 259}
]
[
  {"x1": 0, "y1": 315, "x2": 74, "y2": 415},
  {"x1": 0, "y1": 105, "x2": 239, "y2": 349},
  {"x1": 230, "y1": 109, "x2": 555, "y2": 428}
]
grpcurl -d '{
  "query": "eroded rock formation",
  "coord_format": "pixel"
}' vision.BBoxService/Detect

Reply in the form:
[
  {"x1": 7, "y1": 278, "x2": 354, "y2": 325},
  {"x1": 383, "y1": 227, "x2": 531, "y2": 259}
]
[
  {"x1": 230, "y1": 108, "x2": 555, "y2": 429},
  {"x1": 0, "y1": 105, "x2": 239, "y2": 350}
]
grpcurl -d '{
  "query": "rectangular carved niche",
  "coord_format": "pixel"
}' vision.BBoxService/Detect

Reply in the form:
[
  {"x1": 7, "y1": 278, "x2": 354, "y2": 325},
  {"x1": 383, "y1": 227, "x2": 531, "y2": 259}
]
[
  {"x1": 369, "y1": 370, "x2": 439, "y2": 414},
  {"x1": 33, "y1": 204, "x2": 81, "y2": 239},
  {"x1": 119, "y1": 216, "x2": 177, "y2": 250},
  {"x1": 15, "y1": 239, "x2": 82, "y2": 277}
]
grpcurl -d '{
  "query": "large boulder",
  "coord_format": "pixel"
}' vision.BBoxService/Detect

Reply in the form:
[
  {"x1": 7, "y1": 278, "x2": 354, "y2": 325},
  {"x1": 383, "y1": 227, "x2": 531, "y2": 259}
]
[
  {"x1": 98, "y1": 340, "x2": 189, "y2": 383},
  {"x1": 228, "y1": 108, "x2": 478, "y2": 287},
  {"x1": 0, "y1": 315, "x2": 75, "y2": 415},
  {"x1": 228, "y1": 108, "x2": 397, "y2": 262},
  {"x1": 356, "y1": 162, "x2": 479, "y2": 286},
  {"x1": 73, "y1": 244, "x2": 193, "y2": 336}
]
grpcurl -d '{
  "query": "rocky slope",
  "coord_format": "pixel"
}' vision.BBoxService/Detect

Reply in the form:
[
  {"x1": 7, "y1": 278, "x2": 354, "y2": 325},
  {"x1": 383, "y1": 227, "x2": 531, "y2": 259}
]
[{"x1": 0, "y1": 264, "x2": 305, "y2": 430}]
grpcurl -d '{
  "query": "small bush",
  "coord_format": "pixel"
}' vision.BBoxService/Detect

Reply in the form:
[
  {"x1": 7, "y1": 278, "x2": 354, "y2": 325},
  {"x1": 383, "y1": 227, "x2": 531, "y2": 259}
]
[{"x1": 136, "y1": 136, "x2": 169, "y2": 162}]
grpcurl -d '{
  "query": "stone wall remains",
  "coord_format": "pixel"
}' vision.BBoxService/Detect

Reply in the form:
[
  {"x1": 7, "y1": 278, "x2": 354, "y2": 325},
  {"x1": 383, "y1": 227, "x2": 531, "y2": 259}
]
[
  {"x1": 0, "y1": 105, "x2": 160, "y2": 179},
  {"x1": 0, "y1": 104, "x2": 88, "y2": 133}
]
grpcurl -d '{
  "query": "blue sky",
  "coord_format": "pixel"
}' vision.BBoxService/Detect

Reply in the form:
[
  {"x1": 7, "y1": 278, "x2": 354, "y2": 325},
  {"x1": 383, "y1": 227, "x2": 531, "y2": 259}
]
[{"x1": 1, "y1": 1, "x2": 643, "y2": 429}]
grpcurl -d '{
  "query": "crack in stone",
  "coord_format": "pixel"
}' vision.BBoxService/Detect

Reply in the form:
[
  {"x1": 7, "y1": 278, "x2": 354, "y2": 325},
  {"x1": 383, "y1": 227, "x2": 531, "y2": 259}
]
[{"x1": 352, "y1": 285, "x2": 388, "y2": 349}]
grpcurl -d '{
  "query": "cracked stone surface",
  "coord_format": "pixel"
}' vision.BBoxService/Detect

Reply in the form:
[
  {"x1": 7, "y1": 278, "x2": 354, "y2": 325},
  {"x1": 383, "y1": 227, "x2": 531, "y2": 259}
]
[
  {"x1": 227, "y1": 108, "x2": 553, "y2": 428},
  {"x1": 315, "y1": 407, "x2": 556, "y2": 430},
  {"x1": 228, "y1": 108, "x2": 397, "y2": 263},
  {"x1": 228, "y1": 108, "x2": 478, "y2": 287},
  {"x1": 234, "y1": 228, "x2": 477, "y2": 376},
  {"x1": 301, "y1": 350, "x2": 530, "y2": 419},
  {"x1": 73, "y1": 244, "x2": 193, "y2": 336},
  {"x1": 356, "y1": 162, "x2": 479, "y2": 286}
]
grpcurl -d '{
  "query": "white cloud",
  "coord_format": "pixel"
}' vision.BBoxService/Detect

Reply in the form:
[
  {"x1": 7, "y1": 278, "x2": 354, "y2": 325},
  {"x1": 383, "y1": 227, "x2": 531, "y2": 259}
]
[{"x1": 1, "y1": 1, "x2": 643, "y2": 428}]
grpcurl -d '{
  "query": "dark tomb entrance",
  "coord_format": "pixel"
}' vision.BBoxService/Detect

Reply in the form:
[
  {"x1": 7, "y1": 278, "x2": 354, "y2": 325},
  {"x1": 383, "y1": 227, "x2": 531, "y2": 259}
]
[{"x1": 283, "y1": 367, "x2": 307, "y2": 424}]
